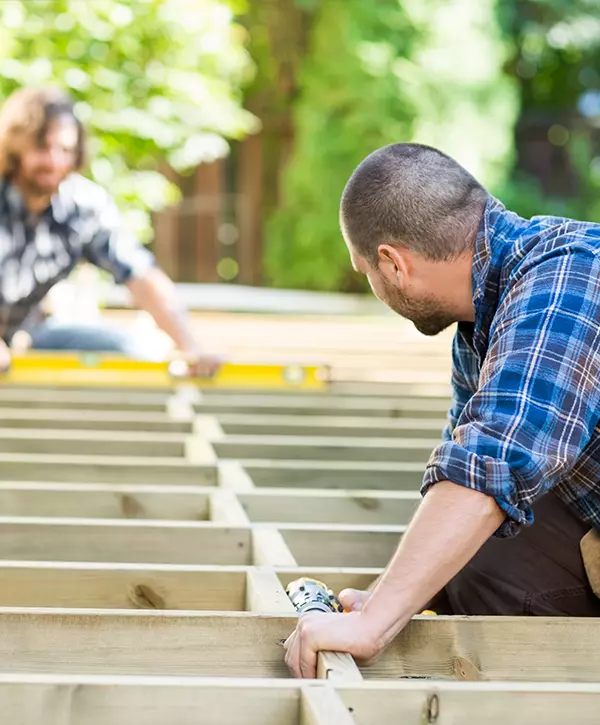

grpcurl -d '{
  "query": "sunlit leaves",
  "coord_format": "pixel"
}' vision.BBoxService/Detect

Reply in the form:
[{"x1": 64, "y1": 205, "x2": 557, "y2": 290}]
[{"x1": 0, "y1": 0, "x2": 257, "y2": 241}]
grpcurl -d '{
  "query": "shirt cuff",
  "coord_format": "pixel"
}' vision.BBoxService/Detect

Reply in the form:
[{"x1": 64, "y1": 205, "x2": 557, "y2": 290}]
[
  {"x1": 421, "y1": 440, "x2": 534, "y2": 537},
  {"x1": 112, "y1": 248, "x2": 156, "y2": 285}
]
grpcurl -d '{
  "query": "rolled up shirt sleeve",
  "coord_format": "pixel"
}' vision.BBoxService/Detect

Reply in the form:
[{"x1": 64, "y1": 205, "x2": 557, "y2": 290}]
[
  {"x1": 423, "y1": 250, "x2": 600, "y2": 537},
  {"x1": 81, "y1": 194, "x2": 156, "y2": 284}
]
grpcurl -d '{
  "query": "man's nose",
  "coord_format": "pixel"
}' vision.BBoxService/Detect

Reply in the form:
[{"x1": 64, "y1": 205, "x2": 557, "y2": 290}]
[{"x1": 44, "y1": 147, "x2": 71, "y2": 167}]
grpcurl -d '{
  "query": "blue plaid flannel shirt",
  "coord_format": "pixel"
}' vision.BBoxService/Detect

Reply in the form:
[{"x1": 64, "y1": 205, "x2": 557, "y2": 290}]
[{"x1": 422, "y1": 196, "x2": 600, "y2": 537}]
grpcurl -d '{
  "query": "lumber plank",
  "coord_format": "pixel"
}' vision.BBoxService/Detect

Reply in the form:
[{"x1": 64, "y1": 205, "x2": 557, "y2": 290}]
[
  {"x1": 210, "y1": 489, "x2": 250, "y2": 526},
  {"x1": 219, "y1": 461, "x2": 256, "y2": 491},
  {"x1": 211, "y1": 435, "x2": 436, "y2": 463},
  {"x1": 0, "y1": 675, "x2": 302, "y2": 725},
  {"x1": 0, "y1": 428, "x2": 186, "y2": 457},
  {"x1": 183, "y1": 436, "x2": 218, "y2": 466},
  {"x1": 193, "y1": 414, "x2": 226, "y2": 440},
  {"x1": 0, "y1": 453, "x2": 217, "y2": 485},
  {"x1": 245, "y1": 568, "x2": 296, "y2": 613},
  {"x1": 337, "y1": 681, "x2": 600, "y2": 725},
  {"x1": 2, "y1": 676, "x2": 600, "y2": 725},
  {"x1": 253, "y1": 527, "x2": 298, "y2": 567},
  {"x1": 280, "y1": 526, "x2": 403, "y2": 568},
  {"x1": 300, "y1": 684, "x2": 357, "y2": 725},
  {"x1": 0, "y1": 610, "x2": 295, "y2": 677},
  {"x1": 0, "y1": 518, "x2": 251, "y2": 565},
  {"x1": 0, "y1": 482, "x2": 212, "y2": 520},
  {"x1": 197, "y1": 394, "x2": 449, "y2": 419},
  {"x1": 217, "y1": 413, "x2": 446, "y2": 439},
  {"x1": 0, "y1": 562, "x2": 378, "y2": 610},
  {"x1": 0, "y1": 407, "x2": 191, "y2": 433},
  {"x1": 239, "y1": 489, "x2": 420, "y2": 526},
  {"x1": 0, "y1": 562, "x2": 247, "y2": 610},
  {"x1": 0, "y1": 388, "x2": 168, "y2": 411},
  {"x1": 242, "y1": 460, "x2": 423, "y2": 491},
  {"x1": 1, "y1": 612, "x2": 599, "y2": 681}
]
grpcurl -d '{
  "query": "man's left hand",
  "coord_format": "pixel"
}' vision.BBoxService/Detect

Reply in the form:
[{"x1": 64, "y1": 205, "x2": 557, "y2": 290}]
[{"x1": 283, "y1": 610, "x2": 382, "y2": 679}]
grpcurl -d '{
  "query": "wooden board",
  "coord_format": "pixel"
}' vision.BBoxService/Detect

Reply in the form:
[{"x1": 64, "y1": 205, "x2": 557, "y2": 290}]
[
  {"x1": 1, "y1": 676, "x2": 600, "y2": 725},
  {"x1": 0, "y1": 453, "x2": 217, "y2": 485},
  {"x1": 0, "y1": 407, "x2": 192, "y2": 433},
  {"x1": 242, "y1": 460, "x2": 423, "y2": 491},
  {"x1": 0, "y1": 562, "x2": 379, "y2": 610},
  {"x1": 280, "y1": 526, "x2": 403, "y2": 568},
  {"x1": 0, "y1": 611, "x2": 599, "y2": 682},
  {"x1": 211, "y1": 435, "x2": 436, "y2": 463},
  {"x1": 0, "y1": 519, "x2": 251, "y2": 565},
  {"x1": 0, "y1": 675, "x2": 303, "y2": 725},
  {"x1": 0, "y1": 563, "x2": 247, "y2": 610},
  {"x1": 216, "y1": 413, "x2": 446, "y2": 439},
  {"x1": 0, "y1": 428, "x2": 187, "y2": 458},
  {"x1": 0, "y1": 482, "x2": 212, "y2": 520},
  {"x1": 197, "y1": 393, "x2": 450, "y2": 419},
  {"x1": 238, "y1": 489, "x2": 420, "y2": 526},
  {"x1": 339, "y1": 681, "x2": 600, "y2": 725},
  {"x1": 0, "y1": 388, "x2": 169, "y2": 411}
]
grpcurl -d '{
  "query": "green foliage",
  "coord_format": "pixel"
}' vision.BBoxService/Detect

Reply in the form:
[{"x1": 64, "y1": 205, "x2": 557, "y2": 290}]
[
  {"x1": 264, "y1": 0, "x2": 518, "y2": 291},
  {"x1": 497, "y1": 0, "x2": 600, "y2": 222},
  {"x1": 0, "y1": 0, "x2": 257, "y2": 240}
]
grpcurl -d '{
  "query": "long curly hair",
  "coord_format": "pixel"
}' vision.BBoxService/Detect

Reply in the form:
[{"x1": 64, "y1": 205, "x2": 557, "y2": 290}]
[{"x1": 0, "y1": 86, "x2": 85, "y2": 179}]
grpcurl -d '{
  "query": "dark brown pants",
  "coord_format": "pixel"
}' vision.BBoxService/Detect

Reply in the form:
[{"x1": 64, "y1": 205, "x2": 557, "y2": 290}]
[{"x1": 433, "y1": 491, "x2": 600, "y2": 616}]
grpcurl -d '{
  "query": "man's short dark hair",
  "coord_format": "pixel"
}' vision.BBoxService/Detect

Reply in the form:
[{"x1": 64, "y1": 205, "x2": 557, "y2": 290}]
[{"x1": 340, "y1": 143, "x2": 488, "y2": 264}]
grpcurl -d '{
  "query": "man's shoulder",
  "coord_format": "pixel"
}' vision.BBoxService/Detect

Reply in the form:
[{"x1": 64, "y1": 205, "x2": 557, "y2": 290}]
[
  {"x1": 521, "y1": 212, "x2": 600, "y2": 256},
  {"x1": 56, "y1": 174, "x2": 113, "y2": 217}
]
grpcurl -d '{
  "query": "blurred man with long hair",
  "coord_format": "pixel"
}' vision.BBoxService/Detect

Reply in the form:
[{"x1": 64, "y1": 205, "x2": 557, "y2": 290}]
[{"x1": 0, "y1": 85, "x2": 219, "y2": 374}]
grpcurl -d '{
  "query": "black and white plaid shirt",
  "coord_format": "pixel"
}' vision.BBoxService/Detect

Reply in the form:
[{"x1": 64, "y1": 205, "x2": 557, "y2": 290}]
[{"x1": 0, "y1": 174, "x2": 155, "y2": 341}]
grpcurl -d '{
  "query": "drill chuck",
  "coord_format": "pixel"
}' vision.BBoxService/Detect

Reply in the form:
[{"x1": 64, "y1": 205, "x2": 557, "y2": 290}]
[{"x1": 285, "y1": 577, "x2": 344, "y2": 615}]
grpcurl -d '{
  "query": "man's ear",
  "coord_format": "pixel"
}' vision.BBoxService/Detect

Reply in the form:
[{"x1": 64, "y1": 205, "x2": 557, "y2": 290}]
[{"x1": 377, "y1": 244, "x2": 410, "y2": 286}]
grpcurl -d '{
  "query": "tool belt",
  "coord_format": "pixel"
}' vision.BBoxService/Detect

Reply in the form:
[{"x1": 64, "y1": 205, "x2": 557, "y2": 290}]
[{"x1": 581, "y1": 529, "x2": 600, "y2": 599}]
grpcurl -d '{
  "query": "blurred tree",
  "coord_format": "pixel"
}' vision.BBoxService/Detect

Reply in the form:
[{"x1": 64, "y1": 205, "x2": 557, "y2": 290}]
[
  {"x1": 0, "y1": 0, "x2": 257, "y2": 241},
  {"x1": 497, "y1": 0, "x2": 600, "y2": 221},
  {"x1": 262, "y1": 0, "x2": 517, "y2": 291}
]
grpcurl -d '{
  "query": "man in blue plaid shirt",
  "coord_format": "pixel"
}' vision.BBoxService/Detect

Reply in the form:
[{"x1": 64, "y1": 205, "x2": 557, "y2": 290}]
[{"x1": 285, "y1": 142, "x2": 600, "y2": 679}]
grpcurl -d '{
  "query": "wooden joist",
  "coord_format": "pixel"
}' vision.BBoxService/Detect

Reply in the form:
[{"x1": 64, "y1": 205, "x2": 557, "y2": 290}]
[
  {"x1": 0, "y1": 610, "x2": 599, "y2": 682},
  {"x1": 214, "y1": 412, "x2": 446, "y2": 439},
  {"x1": 0, "y1": 482, "x2": 212, "y2": 520},
  {"x1": 196, "y1": 393, "x2": 450, "y2": 419},
  {"x1": 0, "y1": 407, "x2": 192, "y2": 433},
  {"x1": 2, "y1": 676, "x2": 600, "y2": 725},
  {"x1": 0, "y1": 427, "x2": 437, "y2": 463},
  {"x1": 0, "y1": 452, "x2": 217, "y2": 485},
  {"x1": 0, "y1": 518, "x2": 251, "y2": 565},
  {"x1": 0, "y1": 562, "x2": 380, "y2": 610},
  {"x1": 0, "y1": 340, "x2": 594, "y2": 724},
  {"x1": 241, "y1": 460, "x2": 423, "y2": 491},
  {"x1": 238, "y1": 489, "x2": 420, "y2": 526}
]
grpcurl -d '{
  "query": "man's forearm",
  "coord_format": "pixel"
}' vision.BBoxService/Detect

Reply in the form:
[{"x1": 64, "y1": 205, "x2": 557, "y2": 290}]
[
  {"x1": 127, "y1": 268, "x2": 197, "y2": 353},
  {"x1": 362, "y1": 481, "x2": 506, "y2": 650}
]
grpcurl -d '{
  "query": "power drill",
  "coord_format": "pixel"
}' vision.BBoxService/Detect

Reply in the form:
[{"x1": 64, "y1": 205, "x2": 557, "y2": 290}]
[
  {"x1": 285, "y1": 577, "x2": 345, "y2": 614},
  {"x1": 286, "y1": 576, "x2": 437, "y2": 616}
]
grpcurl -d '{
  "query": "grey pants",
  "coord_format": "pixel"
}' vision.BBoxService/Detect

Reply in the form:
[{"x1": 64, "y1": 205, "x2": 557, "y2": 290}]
[{"x1": 27, "y1": 318, "x2": 152, "y2": 359}]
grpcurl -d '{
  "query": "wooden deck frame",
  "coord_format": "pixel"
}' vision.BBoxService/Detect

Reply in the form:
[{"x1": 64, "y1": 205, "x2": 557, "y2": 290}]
[
  {"x1": 2, "y1": 376, "x2": 598, "y2": 722},
  {"x1": 2, "y1": 676, "x2": 600, "y2": 725},
  {"x1": 0, "y1": 610, "x2": 599, "y2": 682},
  {"x1": 0, "y1": 562, "x2": 381, "y2": 610}
]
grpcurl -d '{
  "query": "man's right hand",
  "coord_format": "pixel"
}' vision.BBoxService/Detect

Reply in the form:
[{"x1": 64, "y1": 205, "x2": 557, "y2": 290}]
[{"x1": 0, "y1": 338, "x2": 10, "y2": 373}]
